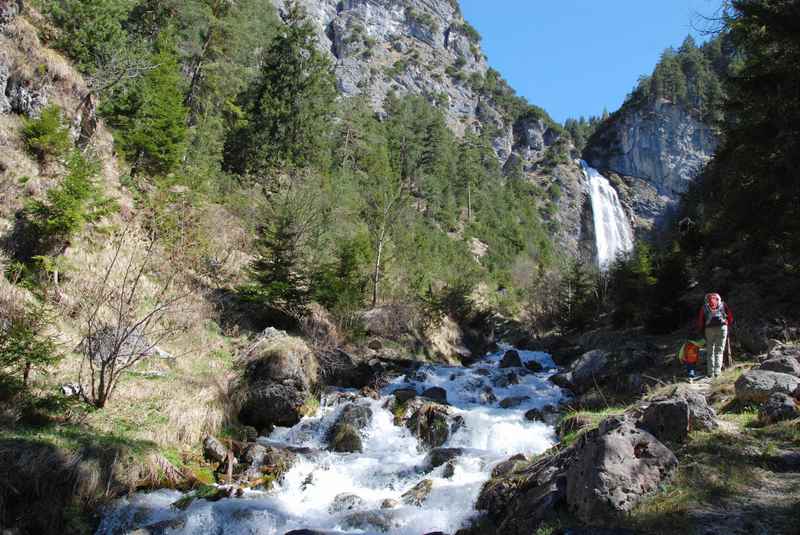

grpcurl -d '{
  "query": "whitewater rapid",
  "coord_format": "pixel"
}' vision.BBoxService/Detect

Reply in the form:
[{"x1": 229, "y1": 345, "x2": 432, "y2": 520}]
[
  {"x1": 581, "y1": 161, "x2": 634, "y2": 269},
  {"x1": 96, "y1": 348, "x2": 566, "y2": 535}
]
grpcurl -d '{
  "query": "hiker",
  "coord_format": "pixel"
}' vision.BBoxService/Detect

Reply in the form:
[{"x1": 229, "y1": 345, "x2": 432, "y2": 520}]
[
  {"x1": 679, "y1": 339, "x2": 703, "y2": 380},
  {"x1": 696, "y1": 292, "x2": 733, "y2": 378}
]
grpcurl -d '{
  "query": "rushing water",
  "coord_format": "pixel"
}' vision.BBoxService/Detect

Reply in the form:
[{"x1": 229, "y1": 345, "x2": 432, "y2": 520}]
[
  {"x1": 581, "y1": 161, "x2": 634, "y2": 269},
  {"x1": 96, "y1": 348, "x2": 566, "y2": 535}
]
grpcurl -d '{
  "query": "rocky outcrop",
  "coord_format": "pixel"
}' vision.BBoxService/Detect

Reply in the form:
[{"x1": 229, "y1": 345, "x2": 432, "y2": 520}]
[
  {"x1": 735, "y1": 370, "x2": 800, "y2": 404},
  {"x1": 236, "y1": 330, "x2": 320, "y2": 432},
  {"x1": 584, "y1": 100, "x2": 718, "y2": 234},
  {"x1": 475, "y1": 415, "x2": 677, "y2": 533},
  {"x1": 759, "y1": 393, "x2": 799, "y2": 425}
]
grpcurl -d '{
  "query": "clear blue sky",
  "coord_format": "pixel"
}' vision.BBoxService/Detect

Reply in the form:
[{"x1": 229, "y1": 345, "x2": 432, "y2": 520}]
[{"x1": 459, "y1": 0, "x2": 724, "y2": 124}]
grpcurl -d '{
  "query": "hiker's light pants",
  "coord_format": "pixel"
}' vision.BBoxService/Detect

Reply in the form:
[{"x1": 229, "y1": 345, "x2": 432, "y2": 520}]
[{"x1": 705, "y1": 325, "x2": 728, "y2": 377}]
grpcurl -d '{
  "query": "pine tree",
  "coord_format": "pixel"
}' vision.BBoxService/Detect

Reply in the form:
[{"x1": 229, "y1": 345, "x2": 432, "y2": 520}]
[{"x1": 224, "y1": 1, "x2": 336, "y2": 178}]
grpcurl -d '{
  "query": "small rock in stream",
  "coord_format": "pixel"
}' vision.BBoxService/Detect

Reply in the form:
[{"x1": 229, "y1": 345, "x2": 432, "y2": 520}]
[
  {"x1": 422, "y1": 386, "x2": 448, "y2": 404},
  {"x1": 401, "y1": 479, "x2": 434, "y2": 506}
]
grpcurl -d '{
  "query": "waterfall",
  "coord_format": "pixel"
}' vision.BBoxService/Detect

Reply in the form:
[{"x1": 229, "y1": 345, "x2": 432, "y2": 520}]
[{"x1": 581, "y1": 161, "x2": 634, "y2": 269}]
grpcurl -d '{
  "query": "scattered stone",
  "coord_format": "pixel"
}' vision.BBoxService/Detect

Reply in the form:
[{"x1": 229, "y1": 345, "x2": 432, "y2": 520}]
[
  {"x1": 480, "y1": 386, "x2": 497, "y2": 405},
  {"x1": 759, "y1": 393, "x2": 799, "y2": 425},
  {"x1": 406, "y1": 402, "x2": 453, "y2": 449},
  {"x1": 499, "y1": 350, "x2": 523, "y2": 368},
  {"x1": 426, "y1": 447, "x2": 463, "y2": 469},
  {"x1": 329, "y1": 425, "x2": 364, "y2": 453},
  {"x1": 760, "y1": 355, "x2": 800, "y2": 377},
  {"x1": 401, "y1": 479, "x2": 434, "y2": 506},
  {"x1": 505, "y1": 372, "x2": 520, "y2": 385},
  {"x1": 474, "y1": 368, "x2": 492, "y2": 376},
  {"x1": 525, "y1": 360, "x2": 544, "y2": 373},
  {"x1": 499, "y1": 396, "x2": 530, "y2": 409},
  {"x1": 491, "y1": 453, "x2": 529, "y2": 478},
  {"x1": 735, "y1": 370, "x2": 800, "y2": 403},
  {"x1": 329, "y1": 493, "x2": 366, "y2": 514},
  {"x1": 422, "y1": 386, "x2": 448, "y2": 404},
  {"x1": 442, "y1": 461, "x2": 456, "y2": 479},
  {"x1": 202, "y1": 435, "x2": 229, "y2": 464},
  {"x1": 367, "y1": 339, "x2": 383, "y2": 351},
  {"x1": 393, "y1": 388, "x2": 417, "y2": 403},
  {"x1": 360, "y1": 386, "x2": 380, "y2": 400},
  {"x1": 380, "y1": 498, "x2": 399, "y2": 509},
  {"x1": 638, "y1": 399, "x2": 691, "y2": 443},
  {"x1": 342, "y1": 510, "x2": 396, "y2": 532}
]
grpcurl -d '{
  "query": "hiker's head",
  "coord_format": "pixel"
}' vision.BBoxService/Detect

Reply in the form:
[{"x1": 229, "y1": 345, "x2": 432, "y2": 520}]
[{"x1": 706, "y1": 293, "x2": 721, "y2": 308}]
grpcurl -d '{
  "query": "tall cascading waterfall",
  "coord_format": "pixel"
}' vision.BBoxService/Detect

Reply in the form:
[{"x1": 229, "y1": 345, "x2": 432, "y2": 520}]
[{"x1": 581, "y1": 161, "x2": 634, "y2": 268}]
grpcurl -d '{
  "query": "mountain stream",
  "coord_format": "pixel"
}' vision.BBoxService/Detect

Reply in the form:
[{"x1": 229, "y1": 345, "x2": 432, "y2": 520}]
[{"x1": 96, "y1": 348, "x2": 566, "y2": 535}]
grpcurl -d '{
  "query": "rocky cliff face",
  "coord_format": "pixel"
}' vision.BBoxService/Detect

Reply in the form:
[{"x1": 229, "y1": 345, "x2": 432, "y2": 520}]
[
  {"x1": 273, "y1": 0, "x2": 594, "y2": 260},
  {"x1": 583, "y1": 99, "x2": 718, "y2": 234}
]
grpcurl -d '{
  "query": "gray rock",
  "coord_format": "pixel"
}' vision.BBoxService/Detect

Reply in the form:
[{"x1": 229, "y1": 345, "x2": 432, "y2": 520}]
[
  {"x1": 499, "y1": 396, "x2": 530, "y2": 409},
  {"x1": 638, "y1": 399, "x2": 690, "y2": 443},
  {"x1": 404, "y1": 400, "x2": 454, "y2": 449},
  {"x1": 426, "y1": 447, "x2": 463, "y2": 469},
  {"x1": 393, "y1": 387, "x2": 417, "y2": 403},
  {"x1": 479, "y1": 386, "x2": 498, "y2": 405},
  {"x1": 525, "y1": 360, "x2": 544, "y2": 373},
  {"x1": 499, "y1": 350, "x2": 523, "y2": 368},
  {"x1": 329, "y1": 493, "x2": 365, "y2": 514},
  {"x1": 565, "y1": 417, "x2": 678, "y2": 523},
  {"x1": 380, "y1": 498, "x2": 399, "y2": 509},
  {"x1": 475, "y1": 415, "x2": 677, "y2": 534},
  {"x1": 474, "y1": 367, "x2": 492, "y2": 376},
  {"x1": 401, "y1": 479, "x2": 434, "y2": 506},
  {"x1": 584, "y1": 99, "x2": 717, "y2": 231},
  {"x1": 759, "y1": 393, "x2": 799, "y2": 425},
  {"x1": 442, "y1": 460, "x2": 456, "y2": 479},
  {"x1": 202, "y1": 435, "x2": 229, "y2": 464},
  {"x1": 328, "y1": 404, "x2": 373, "y2": 453},
  {"x1": 735, "y1": 370, "x2": 800, "y2": 403},
  {"x1": 342, "y1": 510, "x2": 397, "y2": 532},
  {"x1": 647, "y1": 385, "x2": 718, "y2": 432},
  {"x1": 760, "y1": 355, "x2": 800, "y2": 377},
  {"x1": 60, "y1": 383, "x2": 82, "y2": 398},
  {"x1": 421, "y1": 386, "x2": 448, "y2": 404}
]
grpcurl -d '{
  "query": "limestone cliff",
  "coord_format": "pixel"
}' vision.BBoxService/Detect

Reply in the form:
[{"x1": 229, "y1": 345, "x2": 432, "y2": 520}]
[
  {"x1": 272, "y1": 0, "x2": 593, "y2": 260},
  {"x1": 583, "y1": 99, "x2": 718, "y2": 234}
]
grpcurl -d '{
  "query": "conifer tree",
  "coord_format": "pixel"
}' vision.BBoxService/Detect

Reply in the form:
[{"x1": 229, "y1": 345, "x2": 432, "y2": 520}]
[{"x1": 224, "y1": 1, "x2": 336, "y2": 179}]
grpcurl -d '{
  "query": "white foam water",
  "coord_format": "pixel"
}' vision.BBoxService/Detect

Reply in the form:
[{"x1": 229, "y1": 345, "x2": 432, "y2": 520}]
[
  {"x1": 581, "y1": 161, "x2": 634, "y2": 269},
  {"x1": 96, "y1": 348, "x2": 566, "y2": 535}
]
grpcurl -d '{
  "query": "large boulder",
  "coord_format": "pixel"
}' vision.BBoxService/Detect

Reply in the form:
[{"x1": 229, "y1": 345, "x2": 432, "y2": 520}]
[
  {"x1": 551, "y1": 350, "x2": 611, "y2": 394},
  {"x1": 316, "y1": 348, "x2": 375, "y2": 389},
  {"x1": 426, "y1": 447, "x2": 464, "y2": 469},
  {"x1": 735, "y1": 370, "x2": 800, "y2": 403},
  {"x1": 565, "y1": 417, "x2": 678, "y2": 523},
  {"x1": 476, "y1": 416, "x2": 677, "y2": 533},
  {"x1": 421, "y1": 386, "x2": 448, "y2": 404},
  {"x1": 236, "y1": 332, "x2": 319, "y2": 432},
  {"x1": 760, "y1": 355, "x2": 800, "y2": 377},
  {"x1": 638, "y1": 384, "x2": 719, "y2": 442},
  {"x1": 759, "y1": 393, "x2": 799, "y2": 425},
  {"x1": 202, "y1": 435, "x2": 230, "y2": 464}
]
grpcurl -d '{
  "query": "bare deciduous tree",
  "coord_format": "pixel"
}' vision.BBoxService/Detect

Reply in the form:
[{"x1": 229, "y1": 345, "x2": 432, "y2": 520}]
[{"x1": 77, "y1": 232, "x2": 189, "y2": 408}]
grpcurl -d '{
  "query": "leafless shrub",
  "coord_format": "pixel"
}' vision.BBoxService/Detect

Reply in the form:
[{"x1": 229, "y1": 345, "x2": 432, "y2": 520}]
[{"x1": 77, "y1": 230, "x2": 190, "y2": 408}]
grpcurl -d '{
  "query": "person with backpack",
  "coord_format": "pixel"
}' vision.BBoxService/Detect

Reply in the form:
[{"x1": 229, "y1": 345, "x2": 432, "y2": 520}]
[{"x1": 697, "y1": 292, "x2": 733, "y2": 378}]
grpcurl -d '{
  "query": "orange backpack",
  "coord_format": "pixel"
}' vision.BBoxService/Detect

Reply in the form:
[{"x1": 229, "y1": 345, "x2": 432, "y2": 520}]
[{"x1": 680, "y1": 341, "x2": 701, "y2": 365}]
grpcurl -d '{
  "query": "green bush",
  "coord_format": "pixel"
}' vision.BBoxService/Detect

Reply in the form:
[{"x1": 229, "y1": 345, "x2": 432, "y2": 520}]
[
  {"x1": 21, "y1": 105, "x2": 71, "y2": 163},
  {"x1": 0, "y1": 302, "x2": 62, "y2": 388},
  {"x1": 17, "y1": 151, "x2": 114, "y2": 264}
]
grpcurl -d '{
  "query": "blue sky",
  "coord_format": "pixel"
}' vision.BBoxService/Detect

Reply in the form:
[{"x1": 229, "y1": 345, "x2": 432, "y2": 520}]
[{"x1": 458, "y1": 0, "x2": 724, "y2": 124}]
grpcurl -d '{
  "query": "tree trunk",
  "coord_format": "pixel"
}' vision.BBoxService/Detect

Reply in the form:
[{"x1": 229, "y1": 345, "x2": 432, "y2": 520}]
[{"x1": 372, "y1": 237, "x2": 384, "y2": 308}]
